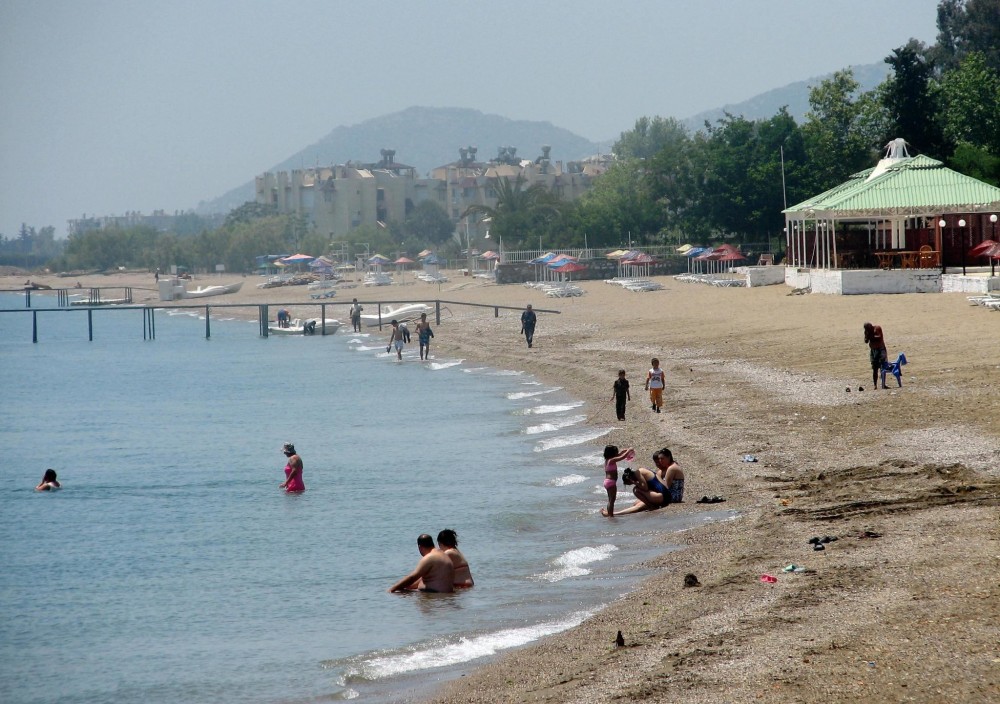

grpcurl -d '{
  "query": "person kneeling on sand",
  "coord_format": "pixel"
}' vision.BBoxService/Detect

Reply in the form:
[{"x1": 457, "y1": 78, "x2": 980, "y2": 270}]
[
  {"x1": 389, "y1": 534, "x2": 455, "y2": 593},
  {"x1": 652, "y1": 448, "x2": 684, "y2": 503},
  {"x1": 601, "y1": 467, "x2": 670, "y2": 516},
  {"x1": 437, "y1": 529, "x2": 474, "y2": 587}
]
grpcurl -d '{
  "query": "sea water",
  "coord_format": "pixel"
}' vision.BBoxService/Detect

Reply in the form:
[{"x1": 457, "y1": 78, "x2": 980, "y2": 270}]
[{"x1": 0, "y1": 293, "x2": 728, "y2": 703}]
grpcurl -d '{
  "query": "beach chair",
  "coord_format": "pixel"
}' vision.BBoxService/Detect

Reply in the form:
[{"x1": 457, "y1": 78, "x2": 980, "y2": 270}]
[{"x1": 880, "y1": 352, "x2": 907, "y2": 388}]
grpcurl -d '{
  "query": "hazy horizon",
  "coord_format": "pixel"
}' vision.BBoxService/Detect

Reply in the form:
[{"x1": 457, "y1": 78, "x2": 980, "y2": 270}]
[{"x1": 0, "y1": 1, "x2": 938, "y2": 237}]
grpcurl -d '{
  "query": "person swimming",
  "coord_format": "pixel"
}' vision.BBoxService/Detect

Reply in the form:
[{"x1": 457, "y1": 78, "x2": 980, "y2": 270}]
[
  {"x1": 437, "y1": 529, "x2": 474, "y2": 587},
  {"x1": 35, "y1": 468, "x2": 61, "y2": 491}
]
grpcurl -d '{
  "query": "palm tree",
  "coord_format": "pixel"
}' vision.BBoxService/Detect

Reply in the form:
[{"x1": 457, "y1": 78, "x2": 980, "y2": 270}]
[{"x1": 462, "y1": 175, "x2": 560, "y2": 249}]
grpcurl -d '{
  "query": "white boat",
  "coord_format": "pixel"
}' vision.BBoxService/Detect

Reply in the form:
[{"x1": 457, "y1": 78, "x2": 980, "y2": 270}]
[
  {"x1": 182, "y1": 281, "x2": 244, "y2": 299},
  {"x1": 267, "y1": 317, "x2": 342, "y2": 336},
  {"x1": 359, "y1": 303, "x2": 432, "y2": 327}
]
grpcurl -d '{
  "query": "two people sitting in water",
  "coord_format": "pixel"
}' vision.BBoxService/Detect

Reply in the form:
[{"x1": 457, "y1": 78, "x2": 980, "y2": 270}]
[
  {"x1": 36, "y1": 468, "x2": 61, "y2": 491},
  {"x1": 600, "y1": 447, "x2": 685, "y2": 517},
  {"x1": 389, "y1": 529, "x2": 474, "y2": 593}
]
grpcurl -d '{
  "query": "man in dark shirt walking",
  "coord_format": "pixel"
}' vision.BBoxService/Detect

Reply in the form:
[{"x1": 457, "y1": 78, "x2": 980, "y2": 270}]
[{"x1": 520, "y1": 304, "x2": 537, "y2": 348}]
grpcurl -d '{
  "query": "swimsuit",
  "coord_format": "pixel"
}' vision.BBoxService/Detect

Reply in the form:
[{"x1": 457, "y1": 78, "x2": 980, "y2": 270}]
[
  {"x1": 604, "y1": 459, "x2": 618, "y2": 490},
  {"x1": 645, "y1": 475, "x2": 669, "y2": 509},
  {"x1": 669, "y1": 478, "x2": 685, "y2": 503},
  {"x1": 284, "y1": 462, "x2": 305, "y2": 492}
]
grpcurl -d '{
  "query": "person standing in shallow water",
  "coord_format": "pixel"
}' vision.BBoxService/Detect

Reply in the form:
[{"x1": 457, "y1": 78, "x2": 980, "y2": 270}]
[
  {"x1": 279, "y1": 442, "x2": 304, "y2": 492},
  {"x1": 349, "y1": 298, "x2": 363, "y2": 332},
  {"x1": 415, "y1": 312, "x2": 434, "y2": 360},
  {"x1": 387, "y1": 319, "x2": 405, "y2": 360},
  {"x1": 520, "y1": 304, "x2": 537, "y2": 348}
]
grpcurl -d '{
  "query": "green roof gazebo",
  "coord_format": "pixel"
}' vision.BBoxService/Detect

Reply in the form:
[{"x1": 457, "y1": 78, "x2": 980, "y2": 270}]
[{"x1": 783, "y1": 139, "x2": 1000, "y2": 273}]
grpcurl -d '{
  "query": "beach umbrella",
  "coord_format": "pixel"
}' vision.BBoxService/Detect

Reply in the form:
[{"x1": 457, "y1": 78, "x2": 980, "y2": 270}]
[
  {"x1": 968, "y1": 239, "x2": 999, "y2": 257},
  {"x1": 394, "y1": 256, "x2": 414, "y2": 264},
  {"x1": 676, "y1": 244, "x2": 694, "y2": 253},
  {"x1": 367, "y1": 254, "x2": 391, "y2": 265},
  {"x1": 717, "y1": 251, "x2": 747, "y2": 262},
  {"x1": 606, "y1": 249, "x2": 628, "y2": 259},
  {"x1": 551, "y1": 260, "x2": 587, "y2": 282},
  {"x1": 417, "y1": 249, "x2": 433, "y2": 258},
  {"x1": 281, "y1": 253, "x2": 315, "y2": 263},
  {"x1": 479, "y1": 250, "x2": 499, "y2": 260}
]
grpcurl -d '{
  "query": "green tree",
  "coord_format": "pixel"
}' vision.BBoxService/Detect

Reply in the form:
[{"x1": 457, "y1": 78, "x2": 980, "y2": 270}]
[
  {"x1": 878, "y1": 42, "x2": 950, "y2": 156},
  {"x1": 572, "y1": 159, "x2": 661, "y2": 247},
  {"x1": 403, "y1": 200, "x2": 454, "y2": 245},
  {"x1": 462, "y1": 176, "x2": 560, "y2": 249},
  {"x1": 939, "y1": 51, "x2": 1000, "y2": 153},
  {"x1": 614, "y1": 116, "x2": 689, "y2": 160},
  {"x1": 932, "y1": 0, "x2": 1000, "y2": 73},
  {"x1": 801, "y1": 70, "x2": 883, "y2": 190}
]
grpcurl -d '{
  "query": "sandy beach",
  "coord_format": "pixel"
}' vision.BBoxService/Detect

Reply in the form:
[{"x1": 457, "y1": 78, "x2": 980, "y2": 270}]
[{"x1": 7, "y1": 269, "x2": 1000, "y2": 702}]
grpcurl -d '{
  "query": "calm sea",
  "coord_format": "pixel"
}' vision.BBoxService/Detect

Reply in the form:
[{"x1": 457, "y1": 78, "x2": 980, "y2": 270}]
[{"x1": 0, "y1": 292, "x2": 728, "y2": 703}]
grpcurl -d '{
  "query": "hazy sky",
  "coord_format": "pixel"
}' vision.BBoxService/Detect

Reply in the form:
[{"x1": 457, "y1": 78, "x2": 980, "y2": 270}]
[{"x1": 1, "y1": 1, "x2": 939, "y2": 238}]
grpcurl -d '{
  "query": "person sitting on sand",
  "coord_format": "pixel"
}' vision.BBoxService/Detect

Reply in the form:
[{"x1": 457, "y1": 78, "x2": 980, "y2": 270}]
[
  {"x1": 36, "y1": 468, "x2": 61, "y2": 491},
  {"x1": 437, "y1": 529, "x2": 474, "y2": 587},
  {"x1": 389, "y1": 534, "x2": 455, "y2": 593},
  {"x1": 602, "y1": 467, "x2": 670, "y2": 516},
  {"x1": 653, "y1": 448, "x2": 684, "y2": 503}
]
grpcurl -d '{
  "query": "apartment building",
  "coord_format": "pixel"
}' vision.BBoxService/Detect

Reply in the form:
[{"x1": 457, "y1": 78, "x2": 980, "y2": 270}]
[{"x1": 255, "y1": 146, "x2": 612, "y2": 238}]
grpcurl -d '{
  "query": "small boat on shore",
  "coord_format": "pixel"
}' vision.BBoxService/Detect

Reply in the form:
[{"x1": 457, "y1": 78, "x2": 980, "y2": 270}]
[
  {"x1": 360, "y1": 303, "x2": 432, "y2": 327},
  {"x1": 267, "y1": 318, "x2": 342, "y2": 336},
  {"x1": 182, "y1": 281, "x2": 243, "y2": 299}
]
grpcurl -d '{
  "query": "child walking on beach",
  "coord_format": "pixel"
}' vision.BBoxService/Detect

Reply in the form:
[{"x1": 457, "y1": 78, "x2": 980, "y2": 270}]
[
  {"x1": 602, "y1": 445, "x2": 634, "y2": 517},
  {"x1": 645, "y1": 358, "x2": 665, "y2": 413},
  {"x1": 610, "y1": 369, "x2": 630, "y2": 421}
]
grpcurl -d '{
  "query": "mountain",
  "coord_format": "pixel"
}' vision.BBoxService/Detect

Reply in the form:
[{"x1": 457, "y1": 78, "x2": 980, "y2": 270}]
[
  {"x1": 681, "y1": 62, "x2": 890, "y2": 132},
  {"x1": 197, "y1": 63, "x2": 892, "y2": 217},
  {"x1": 196, "y1": 107, "x2": 607, "y2": 216}
]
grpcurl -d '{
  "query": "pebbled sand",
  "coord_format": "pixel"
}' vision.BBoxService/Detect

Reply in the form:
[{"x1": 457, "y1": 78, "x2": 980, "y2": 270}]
[{"x1": 10, "y1": 269, "x2": 1000, "y2": 703}]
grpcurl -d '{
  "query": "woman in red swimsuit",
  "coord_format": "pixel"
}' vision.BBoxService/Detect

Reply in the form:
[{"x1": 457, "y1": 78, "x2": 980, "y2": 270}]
[{"x1": 279, "y1": 442, "x2": 305, "y2": 493}]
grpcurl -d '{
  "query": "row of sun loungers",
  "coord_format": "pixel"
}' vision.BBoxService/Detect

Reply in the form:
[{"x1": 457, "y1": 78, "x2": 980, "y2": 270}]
[
  {"x1": 674, "y1": 273, "x2": 747, "y2": 287},
  {"x1": 967, "y1": 293, "x2": 1000, "y2": 311},
  {"x1": 604, "y1": 277, "x2": 664, "y2": 292}
]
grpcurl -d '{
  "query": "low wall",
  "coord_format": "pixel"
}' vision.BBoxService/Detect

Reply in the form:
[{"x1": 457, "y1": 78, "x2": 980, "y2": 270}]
[
  {"x1": 941, "y1": 274, "x2": 999, "y2": 293},
  {"x1": 737, "y1": 265, "x2": 785, "y2": 287},
  {"x1": 784, "y1": 268, "x2": 941, "y2": 294}
]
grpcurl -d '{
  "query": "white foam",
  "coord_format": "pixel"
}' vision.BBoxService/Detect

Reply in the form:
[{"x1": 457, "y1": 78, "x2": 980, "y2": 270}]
[
  {"x1": 345, "y1": 611, "x2": 595, "y2": 680},
  {"x1": 534, "y1": 545, "x2": 618, "y2": 582},
  {"x1": 554, "y1": 453, "x2": 603, "y2": 466},
  {"x1": 525, "y1": 415, "x2": 586, "y2": 435},
  {"x1": 428, "y1": 360, "x2": 463, "y2": 370},
  {"x1": 549, "y1": 474, "x2": 588, "y2": 486},
  {"x1": 523, "y1": 402, "x2": 585, "y2": 415},
  {"x1": 505, "y1": 387, "x2": 562, "y2": 400},
  {"x1": 535, "y1": 428, "x2": 613, "y2": 451},
  {"x1": 347, "y1": 339, "x2": 364, "y2": 345}
]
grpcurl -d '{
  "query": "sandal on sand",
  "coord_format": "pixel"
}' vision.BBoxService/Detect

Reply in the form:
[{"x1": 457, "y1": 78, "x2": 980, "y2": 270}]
[
  {"x1": 760, "y1": 574, "x2": 777, "y2": 584},
  {"x1": 697, "y1": 496, "x2": 711, "y2": 504},
  {"x1": 820, "y1": 536, "x2": 838, "y2": 544}
]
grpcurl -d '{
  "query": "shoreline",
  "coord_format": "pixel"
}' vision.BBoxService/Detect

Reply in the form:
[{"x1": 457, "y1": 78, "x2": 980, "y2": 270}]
[{"x1": 7, "y1": 270, "x2": 1000, "y2": 703}]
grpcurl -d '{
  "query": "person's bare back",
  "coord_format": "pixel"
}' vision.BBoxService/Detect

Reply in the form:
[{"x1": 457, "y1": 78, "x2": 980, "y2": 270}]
[{"x1": 389, "y1": 534, "x2": 455, "y2": 593}]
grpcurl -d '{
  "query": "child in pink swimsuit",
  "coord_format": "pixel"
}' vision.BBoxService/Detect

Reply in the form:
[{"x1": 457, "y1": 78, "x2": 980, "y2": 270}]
[{"x1": 602, "y1": 445, "x2": 634, "y2": 517}]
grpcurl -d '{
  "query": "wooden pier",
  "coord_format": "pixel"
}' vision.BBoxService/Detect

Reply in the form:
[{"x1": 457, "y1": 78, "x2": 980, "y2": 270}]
[{"x1": 0, "y1": 290, "x2": 559, "y2": 343}]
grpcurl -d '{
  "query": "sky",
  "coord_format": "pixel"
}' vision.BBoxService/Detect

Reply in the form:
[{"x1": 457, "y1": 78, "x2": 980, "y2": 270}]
[{"x1": 0, "y1": 1, "x2": 940, "y2": 238}]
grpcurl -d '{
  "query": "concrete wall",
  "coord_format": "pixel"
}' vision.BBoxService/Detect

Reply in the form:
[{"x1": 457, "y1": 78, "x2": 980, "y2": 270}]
[
  {"x1": 785, "y1": 268, "x2": 943, "y2": 294},
  {"x1": 738, "y1": 265, "x2": 785, "y2": 287},
  {"x1": 941, "y1": 274, "x2": 999, "y2": 293}
]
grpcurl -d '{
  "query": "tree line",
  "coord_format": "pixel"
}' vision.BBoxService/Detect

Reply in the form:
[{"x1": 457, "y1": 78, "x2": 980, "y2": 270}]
[{"x1": 12, "y1": 0, "x2": 998, "y2": 273}]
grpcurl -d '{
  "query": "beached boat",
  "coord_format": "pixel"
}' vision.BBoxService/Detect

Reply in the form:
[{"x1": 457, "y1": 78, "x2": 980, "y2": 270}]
[
  {"x1": 267, "y1": 318, "x2": 342, "y2": 336},
  {"x1": 182, "y1": 281, "x2": 244, "y2": 299},
  {"x1": 359, "y1": 303, "x2": 432, "y2": 327}
]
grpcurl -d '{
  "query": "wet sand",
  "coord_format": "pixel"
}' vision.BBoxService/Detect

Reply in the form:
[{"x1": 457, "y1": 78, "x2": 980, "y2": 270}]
[{"x1": 9, "y1": 270, "x2": 1000, "y2": 703}]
